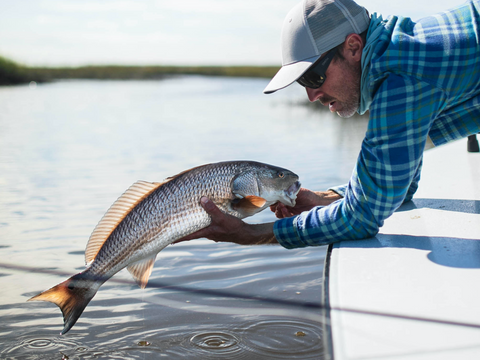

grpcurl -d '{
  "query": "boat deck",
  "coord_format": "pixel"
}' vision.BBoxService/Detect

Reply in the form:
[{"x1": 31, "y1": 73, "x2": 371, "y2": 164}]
[{"x1": 324, "y1": 139, "x2": 480, "y2": 360}]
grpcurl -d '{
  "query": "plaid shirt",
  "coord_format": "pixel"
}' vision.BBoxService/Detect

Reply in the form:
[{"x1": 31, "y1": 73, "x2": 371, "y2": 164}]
[{"x1": 274, "y1": 1, "x2": 480, "y2": 249}]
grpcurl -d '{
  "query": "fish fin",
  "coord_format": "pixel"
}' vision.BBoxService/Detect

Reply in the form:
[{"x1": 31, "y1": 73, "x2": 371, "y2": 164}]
[
  {"x1": 163, "y1": 164, "x2": 208, "y2": 182},
  {"x1": 232, "y1": 195, "x2": 267, "y2": 217},
  {"x1": 28, "y1": 273, "x2": 100, "y2": 335},
  {"x1": 127, "y1": 255, "x2": 157, "y2": 289},
  {"x1": 85, "y1": 181, "x2": 163, "y2": 265}
]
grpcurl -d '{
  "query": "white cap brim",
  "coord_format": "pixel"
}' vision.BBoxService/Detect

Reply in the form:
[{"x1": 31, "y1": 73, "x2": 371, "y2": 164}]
[{"x1": 263, "y1": 55, "x2": 320, "y2": 94}]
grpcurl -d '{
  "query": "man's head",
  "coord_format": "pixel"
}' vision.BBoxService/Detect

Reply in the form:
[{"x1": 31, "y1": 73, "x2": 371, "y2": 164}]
[
  {"x1": 264, "y1": 0, "x2": 370, "y2": 116},
  {"x1": 306, "y1": 32, "x2": 364, "y2": 117}
]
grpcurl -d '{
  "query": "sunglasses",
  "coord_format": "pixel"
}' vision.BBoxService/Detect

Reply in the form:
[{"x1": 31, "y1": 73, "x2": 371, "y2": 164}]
[{"x1": 297, "y1": 49, "x2": 337, "y2": 89}]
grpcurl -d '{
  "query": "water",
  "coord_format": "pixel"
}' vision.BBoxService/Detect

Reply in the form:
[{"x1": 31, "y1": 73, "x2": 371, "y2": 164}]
[{"x1": 0, "y1": 76, "x2": 368, "y2": 359}]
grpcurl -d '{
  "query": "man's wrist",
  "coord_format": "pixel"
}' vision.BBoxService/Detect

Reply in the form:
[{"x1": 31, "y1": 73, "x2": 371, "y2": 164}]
[
  {"x1": 314, "y1": 190, "x2": 342, "y2": 205},
  {"x1": 244, "y1": 222, "x2": 277, "y2": 245}
]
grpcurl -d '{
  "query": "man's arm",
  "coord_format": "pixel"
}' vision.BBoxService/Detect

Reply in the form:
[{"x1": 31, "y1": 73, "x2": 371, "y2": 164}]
[
  {"x1": 273, "y1": 75, "x2": 446, "y2": 248},
  {"x1": 175, "y1": 197, "x2": 278, "y2": 245},
  {"x1": 404, "y1": 157, "x2": 423, "y2": 203},
  {"x1": 178, "y1": 77, "x2": 445, "y2": 249},
  {"x1": 176, "y1": 187, "x2": 341, "y2": 246}
]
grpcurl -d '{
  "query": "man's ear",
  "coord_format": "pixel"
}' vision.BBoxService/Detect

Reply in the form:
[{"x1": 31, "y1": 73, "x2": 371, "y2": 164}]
[{"x1": 344, "y1": 33, "x2": 363, "y2": 62}]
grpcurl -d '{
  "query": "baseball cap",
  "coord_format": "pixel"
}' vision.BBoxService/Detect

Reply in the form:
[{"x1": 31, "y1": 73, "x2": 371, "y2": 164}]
[{"x1": 263, "y1": 0, "x2": 370, "y2": 94}]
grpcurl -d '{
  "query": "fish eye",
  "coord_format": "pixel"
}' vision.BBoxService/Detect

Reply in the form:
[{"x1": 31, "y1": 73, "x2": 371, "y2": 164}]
[{"x1": 278, "y1": 172, "x2": 285, "y2": 178}]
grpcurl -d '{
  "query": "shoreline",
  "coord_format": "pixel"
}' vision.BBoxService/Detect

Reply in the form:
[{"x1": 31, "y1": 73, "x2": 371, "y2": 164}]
[{"x1": 1, "y1": 57, "x2": 279, "y2": 85}]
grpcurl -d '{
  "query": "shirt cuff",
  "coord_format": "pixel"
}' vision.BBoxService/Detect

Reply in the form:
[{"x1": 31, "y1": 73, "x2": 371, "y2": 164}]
[
  {"x1": 328, "y1": 184, "x2": 347, "y2": 197},
  {"x1": 273, "y1": 216, "x2": 307, "y2": 249}
]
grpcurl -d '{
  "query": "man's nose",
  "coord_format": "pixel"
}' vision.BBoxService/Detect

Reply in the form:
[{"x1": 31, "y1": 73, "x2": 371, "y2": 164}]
[{"x1": 306, "y1": 87, "x2": 322, "y2": 102}]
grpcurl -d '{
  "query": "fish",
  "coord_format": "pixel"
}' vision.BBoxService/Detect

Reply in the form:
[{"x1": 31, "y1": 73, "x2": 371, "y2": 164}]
[{"x1": 28, "y1": 160, "x2": 301, "y2": 334}]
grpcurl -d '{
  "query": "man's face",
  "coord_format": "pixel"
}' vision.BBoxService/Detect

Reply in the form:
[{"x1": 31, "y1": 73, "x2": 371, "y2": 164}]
[{"x1": 305, "y1": 54, "x2": 362, "y2": 118}]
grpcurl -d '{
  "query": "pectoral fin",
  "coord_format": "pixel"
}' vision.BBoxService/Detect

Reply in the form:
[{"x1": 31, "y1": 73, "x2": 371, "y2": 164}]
[
  {"x1": 232, "y1": 195, "x2": 267, "y2": 217},
  {"x1": 127, "y1": 255, "x2": 157, "y2": 289}
]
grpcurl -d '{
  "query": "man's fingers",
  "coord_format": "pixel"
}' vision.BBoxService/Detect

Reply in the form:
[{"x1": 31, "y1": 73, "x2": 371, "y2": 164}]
[
  {"x1": 269, "y1": 201, "x2": 279, "y2": 212},
  {"x1": 281, "y1": 205, "x2": 292, "y2": 218},
  {"x1": 273, "y1": 203, "x2": 288, "y2": 218},
  {"x1": 199, "y1": 196, "x2": 223, "y2": 216}
]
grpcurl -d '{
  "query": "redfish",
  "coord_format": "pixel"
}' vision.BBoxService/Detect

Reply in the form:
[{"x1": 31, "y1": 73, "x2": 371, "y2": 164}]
[{"x1": 28, "y1": 161, "x2": 301, "y2": 334}]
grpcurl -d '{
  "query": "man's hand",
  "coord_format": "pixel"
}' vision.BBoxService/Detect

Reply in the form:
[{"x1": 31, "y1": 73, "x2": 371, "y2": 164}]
[
  {"x1": 175, "y1": 197, "x2": 277, "y2": 245},
  {"x1": 270, "y1": 188, "x2": 342, "y2": 218}
]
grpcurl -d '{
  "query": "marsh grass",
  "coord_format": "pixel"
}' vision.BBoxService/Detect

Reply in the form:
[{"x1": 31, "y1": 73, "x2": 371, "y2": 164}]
[
  {"x1": 0, "y1": 56, "x2": 30, "y2": 85},
  {"x1": 26, "y1": 65, "x2": 279, "y2": 81},
  {"x1": 0, "y1": 55, "x2": 279, "y2": 85}
]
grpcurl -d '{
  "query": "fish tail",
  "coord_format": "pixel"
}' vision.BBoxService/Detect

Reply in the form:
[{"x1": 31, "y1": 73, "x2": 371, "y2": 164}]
[{"x1": 28, "y1": 272, "x2": 101, "y2": 335}]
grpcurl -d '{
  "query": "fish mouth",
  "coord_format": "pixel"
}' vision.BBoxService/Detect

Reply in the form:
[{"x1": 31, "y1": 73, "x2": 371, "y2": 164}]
[{"x1": 284, "y1": 181, "x2": 301, "y2": 206}]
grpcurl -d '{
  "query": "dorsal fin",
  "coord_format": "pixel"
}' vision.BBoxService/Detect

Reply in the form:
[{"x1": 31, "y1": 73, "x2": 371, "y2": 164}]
[
  {"x1": 85, "y1": 181, "x2": 163, "y2": 265},
  {"x1": 127, "y1": 255, "x2": 157, "y2": 289},
  {"x1": 163, "y1": 163, "x2": 208, "y2": 182}
]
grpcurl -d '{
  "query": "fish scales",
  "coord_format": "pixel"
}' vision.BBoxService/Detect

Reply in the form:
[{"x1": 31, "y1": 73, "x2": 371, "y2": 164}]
[
  {"x1": 28, "y1": 160, "x2": 301, "y2": 334},
  {"x1": 68, "y1": 164, "x2": 236, "y2": 280}
]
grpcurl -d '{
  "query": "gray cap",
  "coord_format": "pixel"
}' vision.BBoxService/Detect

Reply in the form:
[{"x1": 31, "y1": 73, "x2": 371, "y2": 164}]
[{"x1": 263, "y1": 0, "x2": 370, "y2": 94}]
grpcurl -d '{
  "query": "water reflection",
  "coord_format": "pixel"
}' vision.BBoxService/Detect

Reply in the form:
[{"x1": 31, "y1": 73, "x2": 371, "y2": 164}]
[
  {"x1": 0, "y1": 76, "x2": 369, "y2": 359},
  {"x1": 241, "y1": 319, "x2": 323, "y2": 358}
]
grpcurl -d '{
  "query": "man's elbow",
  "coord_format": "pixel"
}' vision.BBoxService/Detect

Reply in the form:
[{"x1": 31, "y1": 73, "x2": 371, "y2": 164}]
[{"x1": 345, "y1": 218, "x2": 379, "y2": 241}]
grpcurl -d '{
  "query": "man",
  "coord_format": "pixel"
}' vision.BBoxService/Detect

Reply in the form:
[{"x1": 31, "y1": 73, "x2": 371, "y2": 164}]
[{"x1": 180, "y1": 0, "x2": 480, "y2": 248}]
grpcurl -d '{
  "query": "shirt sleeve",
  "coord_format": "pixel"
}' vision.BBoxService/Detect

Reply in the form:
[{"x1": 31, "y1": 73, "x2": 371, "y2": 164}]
[
  {"x1": 328, "y1": 184, "x2": 347, "y2": 197},
  {"x1": 404, "y1": 156, "x2": 423, "y2": 203},
  {"x1": 274, "y1": 74, "x2": 445, "y2": 249}
]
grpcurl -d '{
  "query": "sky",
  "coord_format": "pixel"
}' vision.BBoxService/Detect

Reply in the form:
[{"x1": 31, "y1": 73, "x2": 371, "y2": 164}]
[{"x1": 0, "y1": 0, "x2": 468, "y2": 67}]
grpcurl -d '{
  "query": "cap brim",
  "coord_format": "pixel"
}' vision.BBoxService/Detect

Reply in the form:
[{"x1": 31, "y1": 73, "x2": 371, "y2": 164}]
[{"x1": 263, "y1": 55, "x2": 320, "y2": 94}]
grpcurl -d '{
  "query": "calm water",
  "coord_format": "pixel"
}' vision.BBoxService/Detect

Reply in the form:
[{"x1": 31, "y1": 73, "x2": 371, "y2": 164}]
[{"x1": 0, "y1": 76, "x2": 368, "y2": 359}]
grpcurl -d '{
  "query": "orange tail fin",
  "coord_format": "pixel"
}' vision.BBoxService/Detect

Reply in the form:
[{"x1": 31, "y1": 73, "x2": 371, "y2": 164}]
[{"x1": 28, "y1": 272, "x2": 100, "y2": 334}]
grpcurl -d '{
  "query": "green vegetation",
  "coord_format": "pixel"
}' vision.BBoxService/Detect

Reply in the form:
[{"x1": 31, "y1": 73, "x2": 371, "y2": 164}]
[
  {"x1": 0, "y1": 55, "x2": 279, "y2": 85},
  {"x1": 26, "y1": 65, "x2": 279, "y2": 81},
  {"x1": 0, "y1": 56, "x2": 30, "y2": 85}
]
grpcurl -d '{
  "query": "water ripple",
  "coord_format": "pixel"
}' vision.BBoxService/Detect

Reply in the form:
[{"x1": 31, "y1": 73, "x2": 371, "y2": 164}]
[
  {"x1": 190, "y1": 331, "x2": 239, "y2": 349},
  {"x1": 1, "y1": 336, "x2": 83, "y2": 359},
  {"x1": 25, "y1": 338, "x2": 55, "y2": 349},
  {"x1": 187, "y1": 330, "x2": 249, "y2": 360},
  {"x1": 240, "y1": 319, "x2": 324, "y2": 359}
]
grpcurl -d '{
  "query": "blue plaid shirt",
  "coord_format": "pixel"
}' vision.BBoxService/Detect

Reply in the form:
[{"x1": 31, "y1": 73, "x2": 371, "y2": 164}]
[{"x1": 274, "y1": 1, "x2": 480, "y2": 249}]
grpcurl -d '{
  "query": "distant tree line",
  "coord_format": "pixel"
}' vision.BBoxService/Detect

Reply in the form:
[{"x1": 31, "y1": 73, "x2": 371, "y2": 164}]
[
  {"x1": 0, "y1": 55, "x2": 279, "y2": 85},
  {"x1": 0, "y1": 56, "x2": 31, "y2": 85}
]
